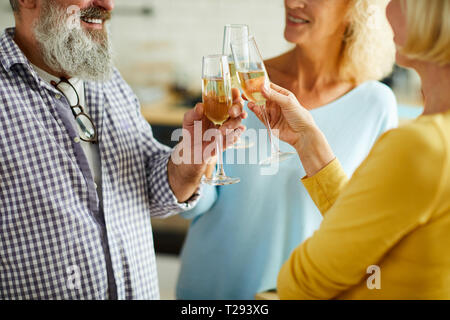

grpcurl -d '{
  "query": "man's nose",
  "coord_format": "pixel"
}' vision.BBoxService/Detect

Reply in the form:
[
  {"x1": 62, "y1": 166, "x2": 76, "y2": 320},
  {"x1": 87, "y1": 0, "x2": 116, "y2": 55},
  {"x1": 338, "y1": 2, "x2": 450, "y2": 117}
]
[{"x1": 92, "y1": 0, "x2": 114, "y2": 12}]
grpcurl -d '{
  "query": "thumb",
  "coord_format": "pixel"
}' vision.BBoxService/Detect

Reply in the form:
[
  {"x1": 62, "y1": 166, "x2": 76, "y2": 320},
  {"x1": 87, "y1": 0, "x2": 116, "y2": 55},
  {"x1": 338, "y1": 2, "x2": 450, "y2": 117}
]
[
  {"x1": 184, "y1": 103, "x2": 204, "y2": 126},
  {"x1": 194, "y1": 103, "x2": 204, "y2": 119}
]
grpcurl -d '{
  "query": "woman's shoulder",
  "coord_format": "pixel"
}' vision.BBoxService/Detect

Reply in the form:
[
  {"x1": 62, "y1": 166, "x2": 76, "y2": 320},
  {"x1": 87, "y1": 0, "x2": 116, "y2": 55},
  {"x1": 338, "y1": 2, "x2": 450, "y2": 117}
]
[
  {"x1": 375, "y1": 114, "x2": 448, "y2": 170},
  {"x1": 406, "y1": 110, "x2": 450, "y2": 148},
  {"x1": 348, "y1": 80, "x2": 398, "y2": 121},
  {"x1": 357, "y1": 115, "x2": 449, "y2": 210},
  {"x1": 353, "y1": 81, "x2": 396, "y2": 105}
]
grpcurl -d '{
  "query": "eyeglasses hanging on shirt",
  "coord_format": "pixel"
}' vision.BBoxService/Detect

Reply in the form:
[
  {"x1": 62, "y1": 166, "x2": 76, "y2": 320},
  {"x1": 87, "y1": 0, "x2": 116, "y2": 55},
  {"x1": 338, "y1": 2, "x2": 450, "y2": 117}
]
[{"x1": 51, "y1": 77, "x2": 98, "y2": 144}]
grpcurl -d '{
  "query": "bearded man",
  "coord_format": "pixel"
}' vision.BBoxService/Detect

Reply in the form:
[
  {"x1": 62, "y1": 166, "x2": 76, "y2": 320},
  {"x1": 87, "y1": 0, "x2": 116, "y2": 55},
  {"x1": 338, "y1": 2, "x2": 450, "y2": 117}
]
[{"x1": 0, "y1": 0, "x2": 245, "y2": 299}]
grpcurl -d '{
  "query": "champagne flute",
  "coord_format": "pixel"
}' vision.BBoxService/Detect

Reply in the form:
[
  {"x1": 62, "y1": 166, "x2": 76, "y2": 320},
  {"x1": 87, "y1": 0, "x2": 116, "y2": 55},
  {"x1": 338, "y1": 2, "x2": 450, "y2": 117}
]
[
  {"x1": 222, "y1": 24, "x2": 253, "y2": 149},
  {"x1": 202, "y1": 54, "x2": 240, "y2": 186},
  {"x1": 231, "y1": 35, "x2": 295, "y2": 165}
]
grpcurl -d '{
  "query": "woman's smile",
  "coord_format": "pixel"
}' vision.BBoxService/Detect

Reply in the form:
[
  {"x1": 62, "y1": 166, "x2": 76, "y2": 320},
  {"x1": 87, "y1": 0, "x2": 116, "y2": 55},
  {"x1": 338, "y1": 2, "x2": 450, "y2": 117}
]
[{"x1": 287, "y1": 14, "x2": 310, "y2": 26}]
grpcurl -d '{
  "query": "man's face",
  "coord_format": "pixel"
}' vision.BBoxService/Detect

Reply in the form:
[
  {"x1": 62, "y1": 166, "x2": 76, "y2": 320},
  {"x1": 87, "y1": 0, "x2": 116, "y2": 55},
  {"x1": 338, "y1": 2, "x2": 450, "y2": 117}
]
[{"x1": 33, "y1": 0, "x2": 115, "y2": 81}]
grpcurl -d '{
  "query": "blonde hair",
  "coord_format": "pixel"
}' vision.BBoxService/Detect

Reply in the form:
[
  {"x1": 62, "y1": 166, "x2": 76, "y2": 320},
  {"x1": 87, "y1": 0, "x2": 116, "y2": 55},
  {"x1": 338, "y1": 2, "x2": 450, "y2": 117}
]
[
  {"x1": 400, "y1": 0, "x2": 450, "y2": 65},
  {"x1": 340, "y1": 0, "x2": 396, "y2": 84}
]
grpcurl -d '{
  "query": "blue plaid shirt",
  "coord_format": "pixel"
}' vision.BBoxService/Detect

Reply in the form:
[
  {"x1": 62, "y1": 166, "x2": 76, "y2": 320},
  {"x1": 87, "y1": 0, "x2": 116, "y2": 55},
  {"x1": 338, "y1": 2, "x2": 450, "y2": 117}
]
[{"x1": 0, "y1": 28, "x2": 200, "y2": 299}]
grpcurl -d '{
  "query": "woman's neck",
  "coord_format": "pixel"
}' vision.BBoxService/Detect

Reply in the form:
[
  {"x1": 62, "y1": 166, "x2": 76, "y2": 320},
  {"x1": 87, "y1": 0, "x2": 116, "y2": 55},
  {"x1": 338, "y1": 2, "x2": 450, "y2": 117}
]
[
  {"x1": 417, "y1": 62, "x2": 450, "y2": 115},
  {"x1": 293, "y1": 37, "x2": 344, "y2": 90},
  {"x1": 265, "y1": 35, "x2": 354, "y2": 110}
]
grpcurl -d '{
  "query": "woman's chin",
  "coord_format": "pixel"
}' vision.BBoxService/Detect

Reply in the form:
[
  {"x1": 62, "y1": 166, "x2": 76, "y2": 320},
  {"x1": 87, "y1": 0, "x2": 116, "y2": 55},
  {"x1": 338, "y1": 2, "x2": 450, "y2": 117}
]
[{"x1": 284, "y1": 29, "x2": 306, "y2": 45}]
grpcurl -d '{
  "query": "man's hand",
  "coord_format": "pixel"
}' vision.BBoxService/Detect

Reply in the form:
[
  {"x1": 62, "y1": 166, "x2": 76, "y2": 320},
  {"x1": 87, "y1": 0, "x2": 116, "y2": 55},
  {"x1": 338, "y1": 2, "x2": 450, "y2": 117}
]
[{"x1": 168, "y1": 88, "x2": 246, "y2": 203}]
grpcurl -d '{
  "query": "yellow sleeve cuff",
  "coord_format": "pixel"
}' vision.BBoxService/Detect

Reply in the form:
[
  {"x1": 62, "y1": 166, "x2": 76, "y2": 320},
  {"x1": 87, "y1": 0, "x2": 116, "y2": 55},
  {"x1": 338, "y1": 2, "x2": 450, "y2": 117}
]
[{"x1": 301, "y1": 158, "x2": 348, "y2": 215}]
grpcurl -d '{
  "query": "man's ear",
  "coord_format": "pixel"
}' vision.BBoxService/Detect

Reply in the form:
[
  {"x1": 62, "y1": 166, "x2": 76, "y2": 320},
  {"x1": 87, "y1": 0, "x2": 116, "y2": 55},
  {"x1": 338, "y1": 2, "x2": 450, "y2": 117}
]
[{"x1": 18, "y1": 0, "x2": 38, "y2": 10}]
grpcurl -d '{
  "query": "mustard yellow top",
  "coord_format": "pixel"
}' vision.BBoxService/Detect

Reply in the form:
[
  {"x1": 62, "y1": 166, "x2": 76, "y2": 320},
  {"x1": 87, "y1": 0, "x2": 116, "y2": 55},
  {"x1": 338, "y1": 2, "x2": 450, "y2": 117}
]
[{"x1": 277, "y1": 109, "x2": 450, "y2": 300}]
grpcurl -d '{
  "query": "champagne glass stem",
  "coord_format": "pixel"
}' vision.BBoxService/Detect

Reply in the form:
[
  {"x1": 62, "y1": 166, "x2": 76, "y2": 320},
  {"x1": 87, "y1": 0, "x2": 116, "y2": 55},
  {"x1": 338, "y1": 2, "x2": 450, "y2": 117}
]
[
  {"x1": 215, "y1": 130, "x2": 227, "y2": 178},
  {"x1": 259, "y1": 102, "x2": 280, "y2": 155}
]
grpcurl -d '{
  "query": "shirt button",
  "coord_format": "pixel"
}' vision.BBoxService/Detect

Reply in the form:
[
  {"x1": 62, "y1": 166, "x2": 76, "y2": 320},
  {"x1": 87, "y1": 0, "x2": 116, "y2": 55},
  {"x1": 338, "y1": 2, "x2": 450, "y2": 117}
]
[
  {"x1": 55, "y1": 94, "x2": 62, "y2": 99},
  {"x1": 74, "y1": 137, "x2": 81, "y2": 143}
]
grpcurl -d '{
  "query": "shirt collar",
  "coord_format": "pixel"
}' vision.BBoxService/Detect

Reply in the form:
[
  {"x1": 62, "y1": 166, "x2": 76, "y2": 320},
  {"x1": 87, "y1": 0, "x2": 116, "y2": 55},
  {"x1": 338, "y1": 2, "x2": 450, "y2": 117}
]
[
  {"x1": 0, "y1": 28, "x2": 31, "y2": 72},
  {"x1": 31, "y1": 62, "x2": 61, "y2": 84},
  {"x1": 0, "y1": 27, "x2": 60, "y2": 93}
]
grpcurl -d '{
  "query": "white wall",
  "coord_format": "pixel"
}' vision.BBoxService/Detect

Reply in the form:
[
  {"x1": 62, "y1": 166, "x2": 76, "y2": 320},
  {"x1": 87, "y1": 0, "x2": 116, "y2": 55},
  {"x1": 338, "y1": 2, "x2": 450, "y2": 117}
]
[
  {"x1": 0, "y1": 2, "x2": 15, "y2": 30},
  {"x1": 0, "y1": 0, "x2": 290, "y2": 90}
]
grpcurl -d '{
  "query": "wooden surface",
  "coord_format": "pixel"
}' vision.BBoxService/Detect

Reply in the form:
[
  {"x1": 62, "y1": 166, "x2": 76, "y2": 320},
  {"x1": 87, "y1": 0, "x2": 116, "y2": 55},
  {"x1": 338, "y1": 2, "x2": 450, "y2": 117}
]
[
  {"x1": 255, "y1": 290, "x2": 280, "y2": 300},
  {"x1": 140, "y1": 95, "x2": 190, "y2": 126},
  {"x1": 151, "y1": 215, "x2": 190, "y2": 233}
]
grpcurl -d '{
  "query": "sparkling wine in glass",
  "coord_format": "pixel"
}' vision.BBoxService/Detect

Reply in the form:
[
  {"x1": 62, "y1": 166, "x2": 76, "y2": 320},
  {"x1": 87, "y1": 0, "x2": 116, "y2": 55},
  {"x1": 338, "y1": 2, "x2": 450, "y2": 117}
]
[
  {"x1": 222, "y1": 24, "x2": 253, "y2": 150},
  {"x1": 231, "y1": 36, "x2": 295, "y2": 165},
  {"x1": 202, "y1": 54, "x2": 240, "y2": 185}
]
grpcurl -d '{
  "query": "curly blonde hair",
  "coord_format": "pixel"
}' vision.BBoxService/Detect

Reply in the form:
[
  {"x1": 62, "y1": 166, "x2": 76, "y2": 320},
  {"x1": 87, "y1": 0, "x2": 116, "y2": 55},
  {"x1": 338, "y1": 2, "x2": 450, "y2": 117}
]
[{"x1": 340, "y1": 0, "x2": 396, "y2": 84}]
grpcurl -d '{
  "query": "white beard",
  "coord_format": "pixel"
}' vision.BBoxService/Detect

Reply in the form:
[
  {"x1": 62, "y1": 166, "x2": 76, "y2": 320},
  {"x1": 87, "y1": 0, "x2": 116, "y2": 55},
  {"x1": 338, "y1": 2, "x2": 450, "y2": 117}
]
[{"x1": 33, "y1": 0, "x2": 114, "y2": 82}]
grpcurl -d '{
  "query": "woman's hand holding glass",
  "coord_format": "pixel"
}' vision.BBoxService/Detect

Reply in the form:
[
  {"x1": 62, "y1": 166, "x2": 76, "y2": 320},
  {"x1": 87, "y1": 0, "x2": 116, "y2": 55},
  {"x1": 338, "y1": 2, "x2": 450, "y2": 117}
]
[{"x1": 248, "y1": 82, "x2": 336, "y2": 177}]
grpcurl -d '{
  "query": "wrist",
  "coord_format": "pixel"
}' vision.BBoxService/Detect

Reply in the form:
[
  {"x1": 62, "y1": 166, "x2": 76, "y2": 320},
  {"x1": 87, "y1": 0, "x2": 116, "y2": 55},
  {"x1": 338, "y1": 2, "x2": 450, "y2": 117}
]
[
  {"x1": 170, "y1": 143, "x2": 207, "y2": 182},
  {"x1": 294, "y1": 125, "x2": 335, "y2": 177},
  {"x1": 169, "y1": 157, "x2": 205, "y2": 183},
  {"x1": 293, "y1": 124, "x2": 321, "y2": 155},
  {"x1": 167, "y1": 156, "x2": 205, "y2": 203}
]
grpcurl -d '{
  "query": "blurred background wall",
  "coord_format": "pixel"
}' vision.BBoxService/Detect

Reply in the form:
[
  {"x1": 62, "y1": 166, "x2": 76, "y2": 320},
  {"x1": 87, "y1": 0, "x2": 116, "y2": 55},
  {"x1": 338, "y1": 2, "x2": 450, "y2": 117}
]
[
  {"x1": 0, "y1": 0, "x2": 423, "y2": 114},
  {"x1": 0, "y1": 0, "x2": 290, "y2": 90},
  {"x1": 109, "y1": 0, "x2": 291, "y2": 92}
]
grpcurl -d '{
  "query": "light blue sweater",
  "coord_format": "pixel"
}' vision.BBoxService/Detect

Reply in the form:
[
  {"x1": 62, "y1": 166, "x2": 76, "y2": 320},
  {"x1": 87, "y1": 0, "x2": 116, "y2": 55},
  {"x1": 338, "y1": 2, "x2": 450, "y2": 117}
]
[{"x1": 176, "y1": 81, "x2": 398, "y2": 300}]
